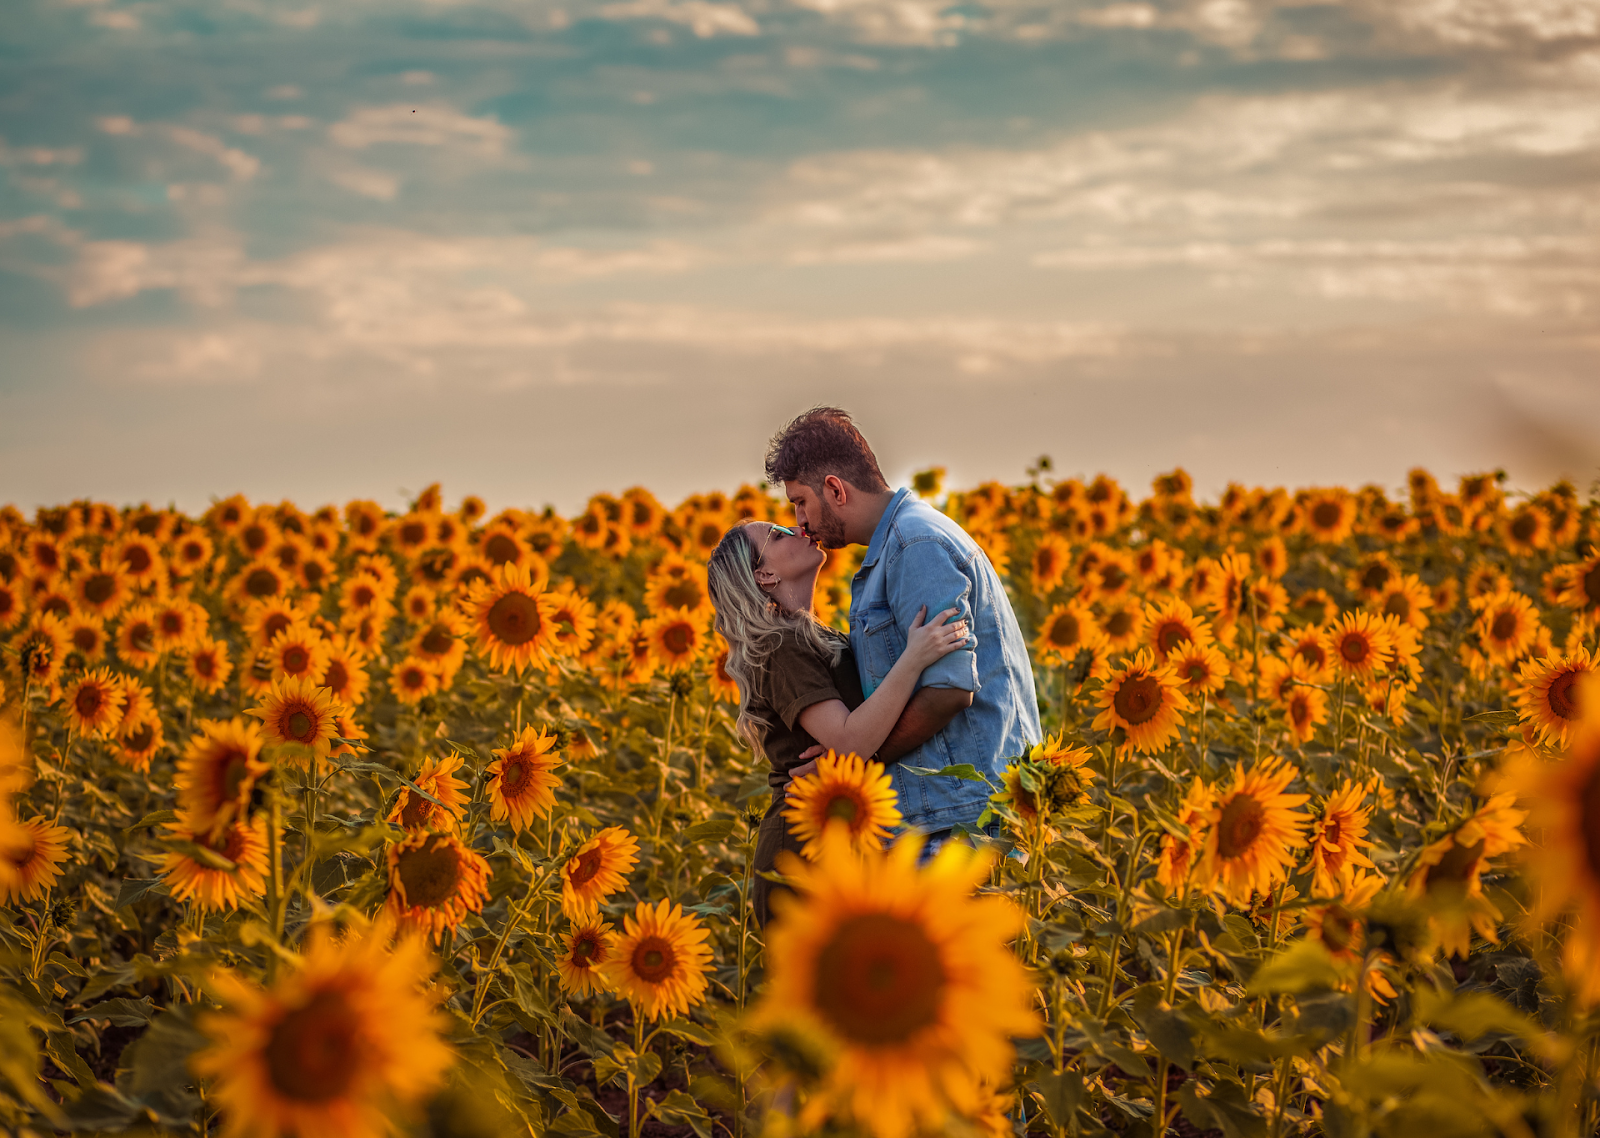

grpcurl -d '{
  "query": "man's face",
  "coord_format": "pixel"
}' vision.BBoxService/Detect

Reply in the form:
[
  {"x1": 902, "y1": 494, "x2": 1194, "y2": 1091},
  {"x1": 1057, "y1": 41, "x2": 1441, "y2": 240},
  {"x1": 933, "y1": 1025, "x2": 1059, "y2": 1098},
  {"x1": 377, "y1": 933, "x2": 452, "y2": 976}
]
[{"x1": 786, "y1": 480, "x2": 849, "y2": 549}]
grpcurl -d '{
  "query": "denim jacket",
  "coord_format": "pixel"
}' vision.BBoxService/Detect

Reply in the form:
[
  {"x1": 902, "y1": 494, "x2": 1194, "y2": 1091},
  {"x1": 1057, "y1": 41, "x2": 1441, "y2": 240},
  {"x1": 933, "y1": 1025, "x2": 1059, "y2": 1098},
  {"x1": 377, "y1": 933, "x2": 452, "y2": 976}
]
[{"x1": 849, "y1": 488, "x2": 1043, "y2": 832}]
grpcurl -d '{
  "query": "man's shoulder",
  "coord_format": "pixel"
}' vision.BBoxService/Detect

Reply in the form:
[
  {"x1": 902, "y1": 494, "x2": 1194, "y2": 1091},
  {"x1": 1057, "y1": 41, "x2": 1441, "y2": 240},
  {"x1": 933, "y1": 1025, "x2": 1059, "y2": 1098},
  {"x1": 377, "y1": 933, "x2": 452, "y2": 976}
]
[{"x1": 887, "y1": 497, "x2": 974, "y2": 547}]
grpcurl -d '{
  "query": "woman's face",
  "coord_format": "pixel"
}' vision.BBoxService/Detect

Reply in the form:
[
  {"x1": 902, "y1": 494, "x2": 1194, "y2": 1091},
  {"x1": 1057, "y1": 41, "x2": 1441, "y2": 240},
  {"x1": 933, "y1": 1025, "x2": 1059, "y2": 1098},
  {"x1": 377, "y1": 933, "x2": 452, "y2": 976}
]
[{"x1": 748, "y1": 521, "x2": 824, "y2": 589}]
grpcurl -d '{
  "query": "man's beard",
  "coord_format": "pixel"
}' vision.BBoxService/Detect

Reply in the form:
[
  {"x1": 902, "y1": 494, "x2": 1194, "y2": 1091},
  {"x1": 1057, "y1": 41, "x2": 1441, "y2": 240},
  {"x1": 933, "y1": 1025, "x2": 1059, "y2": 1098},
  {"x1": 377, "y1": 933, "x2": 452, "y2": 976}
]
[{"x1": 811, "y1": 497, "x2": 849, "y2": 549}]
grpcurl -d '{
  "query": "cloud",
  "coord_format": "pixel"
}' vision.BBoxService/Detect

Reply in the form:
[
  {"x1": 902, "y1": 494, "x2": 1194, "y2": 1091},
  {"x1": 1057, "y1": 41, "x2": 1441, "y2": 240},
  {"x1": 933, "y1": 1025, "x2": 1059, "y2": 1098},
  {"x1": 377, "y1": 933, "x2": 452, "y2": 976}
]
[
  {"x1": 599, "y1": 0, "x2": 760, "y2": 37},
  {"x1": 328, "y1": 104, "x2": 512, "y2": 156}
]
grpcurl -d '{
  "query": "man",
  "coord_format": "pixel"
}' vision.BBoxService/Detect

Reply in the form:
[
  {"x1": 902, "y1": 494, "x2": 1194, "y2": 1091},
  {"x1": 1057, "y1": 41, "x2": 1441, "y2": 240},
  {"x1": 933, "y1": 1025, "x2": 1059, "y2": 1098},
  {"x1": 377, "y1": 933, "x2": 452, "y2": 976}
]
[{"x1": 766, "y1": 406, "x2": 1041, "y2": 843}]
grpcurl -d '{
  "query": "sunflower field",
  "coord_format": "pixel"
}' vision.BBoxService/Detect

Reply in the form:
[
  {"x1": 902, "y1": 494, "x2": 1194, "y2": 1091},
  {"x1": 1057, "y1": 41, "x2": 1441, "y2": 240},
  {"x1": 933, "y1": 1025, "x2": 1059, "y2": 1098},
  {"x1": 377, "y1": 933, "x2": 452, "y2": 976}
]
[{"x1": 3, "y1": 467, "x2": 1600, "y2": 1138}]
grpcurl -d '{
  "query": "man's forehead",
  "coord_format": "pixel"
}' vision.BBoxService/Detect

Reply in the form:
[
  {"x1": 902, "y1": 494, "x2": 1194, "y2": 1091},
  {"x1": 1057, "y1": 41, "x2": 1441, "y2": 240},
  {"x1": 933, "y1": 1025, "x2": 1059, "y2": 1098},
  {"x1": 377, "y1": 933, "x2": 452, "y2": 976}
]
[{"x1": 783, "y1": 481, "x2": 809, "y2": 502}]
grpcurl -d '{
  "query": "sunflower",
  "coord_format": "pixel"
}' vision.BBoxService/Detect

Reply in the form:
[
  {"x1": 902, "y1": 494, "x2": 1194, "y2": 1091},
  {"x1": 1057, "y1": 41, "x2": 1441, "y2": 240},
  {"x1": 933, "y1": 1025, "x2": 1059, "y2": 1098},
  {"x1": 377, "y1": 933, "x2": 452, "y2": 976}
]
[
  {"x1": 390, "y1": 511, "x2": 434, "y2": 557},
  {"x1": 1557, "y1": 554, "x2": 1600, "y2": 617},
  {"x1": 1282, "y1": 678, "x2": 1329, "y2": 745},
  {"x1": 479, "y1": 524, "x2": 529, "y2": 568},
  {"x1": 646, "y1": 607, "x2": 707, "y2": 671},
  {"x1": 1169, "y1": 642, "x2": 1228, "y2": 700},
  {"x1": 1092, "y1": 650, "x2": 1191, "y2": 754},
  {"x1": 1133, "y1": 538, "x2": 1176, "y2": 587},
  {"x1": 338, "y1": 572, "x2": 393, "y2": 625},
  {"x1": 236, "y1": 515, "x2": 280, "y2": 561},
  {"x1": 70, "y1": 558, "x2": 129, "y2": 619},
  {"x1": 1285, "y1": 626, "x2": 1333, "y2": 679},
  {"x1": 1096, "y1": 596, "x2": 1146, "y2": 653},
  {"x1": 622, "y1": 486, "x2": 666, "y2": 537},
  {"x1": 784, "y1": 751, "x2": 902, "y2": 858},
  {"x1": 409, "y1": 611, "x2": 467, "y2": 682},
  {"x1": 1198, "y1": 758, "x2": 1310, "y2": 907},
  {"x1": 602, "y1": 899, "x2": 714, "y2": 1021},
  {"x1": 152, "y1": 598, "x2": 206, "y2": 652},
  {"x1": 486, "y1": 726, "x2": 563, "y2": 832},
  {"x1": 247, "y1": 676, "x2": 344, "y2": 769},
  {"x1": 62, "y1": 667, "x2": 127, "y2": 738},
  {"x1": 159, "y1": 811, "x2": 269, "y2": 912},
  {"x1": 1304, "y1": 780, "x2": 1377, "y2": 896},
  {"x1": 558, "y1": 921, "x2": 616, "y2": 997},
  {"x1": 544, "y1": 584, "x2": 598, "y2": 659},
  {"x1": 1326, "y1": 611, "x2": 1395, "y2": 681},
  {"x1": 464, "y1": 562, "x2": 558, "y2": 675},
  {"x1": 1028, "y1": 534, "x2": 1072, "y2": 596},
  {"x1": 1301, "y1": 489, "x2": 1355, "y2": 543},
  {"x1": 1405, "y1": 794, "x2": 1526, "y2": 959},
  {"x1": 243, "y1": 596, "x2": 317, "y2": 651},
  {"x1": 645, "y1": 555, "x2": 712, "y2": 616},
  {"x1": 62, "y1": 612, "x2": 108, "y2": 666},
  {"x1": 229, "y1": 560, "x2": 291, "y2": 607},
  {"x1": 14, "y1": 612, "x2": 66, "y2": 690},
  {"x1": 193, "y1": 914, "x2": 452, "y2": 1138},
  {"x1": 0, "y1": 580, "x2": 20, "y2": 633},
  {"x1": 185, "y1": 637, "x2": 234, "y2": 694},
  {"x1": 385, "y1": 830, "x2": 491, "y2": 943},
  {"x1": 176, "y1": 717, "x2": 268, "y2": 839},
  {"x1": 1301, "y1": 874, "x2": 1399, "y2": 1004},
  {"x1": 1291, "y1": 588, "x2": 1337, "y2": 629},
  {"x1": 343, "y1": 499, "x2": 386, "y2": 553},
  {"x1": 1474, "y1": 589, "x2": 1541, "y2": 666},
  {"x1": 389, "y1": 656, "x2": 442, "y2": 705},
  {"x1": 1033, "y1": 601, "x2": 1105, "y2": 667},
  {"x1": 400, "y1": 585, "x2": 436, "y2": 622},
  {"x1": 388, "y1": 753, "x2": 471, "y2": 833},
  {"x1": 1515, "y1": 649, "x2": 1594, "y2": 748},
  {"x1": 113, "y1": 712, "x2": 165, "y2": 773},
  {"x1": 1143, "y1": 598, "x2": 1212, "y2": 661},
  {"x1": 750, "y1": 829, "x2": 1039, "y2": 1138},
  {"x1": 1503, "y1": 503, "x2": 1550, "y2": 554},
  {"x1": 561, "y1": 826, "x2": 642, "y2": 920},
  {"x1": 1156, "y1": 781, "x2": 1215, "y2": 892},
  {"x1": 706, "y1": 638, "x2": 741, "y2": 705},
  {"x1": 992, "y1": 735, "x2": 1094, "y2": 836},
  {"x1": 312, "y1": 635, "x2": 369, "y2": 708},
  {"x1": 298, "y1": 553, "x2": 335, "y2": 592},
  {"x1": 1370, "y1": 573, "x2": 1431, "y2": 632},
  {"x1": 1504, "y1": 681, "x2": 1600, "y2": 1003},
  {"x1": 115, "y1": 603, "x2": 161, "y2": 669},
  {"x1": 0, "y1": 815, "x2": 71, "y2": 904},
  {"x1": 265, "y1": 622, "x2": 328, "y2": 684},
  {"x1": 170, "y1": 530, "x2": 214, "y2": 577},
  {"x1": 115, "y1": 533, "x2": 163, "y2": 586}
]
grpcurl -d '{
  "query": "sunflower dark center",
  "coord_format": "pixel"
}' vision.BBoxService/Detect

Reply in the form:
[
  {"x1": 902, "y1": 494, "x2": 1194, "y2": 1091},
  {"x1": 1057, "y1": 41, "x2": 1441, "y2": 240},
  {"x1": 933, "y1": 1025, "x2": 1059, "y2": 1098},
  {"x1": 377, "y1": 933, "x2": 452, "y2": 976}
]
[
  {"x1": 352, "y1": 585, "x2": 376, "y2": 607},
  {"x1": 632, "y1": 936, "x2": 676, "y2": 983},
  {"x1": 662, "y1": 624, "x2": 694, "y2": 656},
  {"x1": 1105, "y1": 610, "x2": 1134, "y2": 638},
  {"x1": 663, "y1": 581, "x2": 703, "y2": 610},
  {"x1": 814, "y1": 913, "x2": 946, "y2": 1046},
  {"x1": 501, "y1": 758, "x2": 529, "y2": 792},
  {"x1": 1490, "y1": 612, "x2": 1518, "y2": 642},
  {"x1": 421, "y1": 627, "x2": 453, "y2": 656},
  {"x1": 286, "y1": 711, "x2": 314, "y2": 741},
  {"x1": 397, "y1": 838, "x2": 462, "y2": 907},
  {"x1": 1113, "y1": 675, "x2": 1162, "y2": 725},
  {"x1": 323, "y1": 661, "x2": 348, "y2": 692},
  {"x1": 1048, "y1": 614, "x2": 1080, "y2": 647},
  {"x1": 75, "y1": 686, "x2": 105, "y2": 718},
  {"x1": 130, "y1": 623, "x2": 155, "y2": 653},
  {"x1": 1383, "y1": 594, "x2": 1410, "y2": 619},
  {"x1": 485, "y1": 534, "x2": 521, "y2": 565},
  {"x1": 73, "y1": 627, "x2": 99, "y2": 652},
  {"x1": 488, "y1": 593, "x2": 541, "y2": 645},
  {"x1": 572, "y1": 934, "x2": 601, "y2": 965},
  {"x1": 1425, "y1": 837, "x2": 1486, "y2": 890},
  {"x1": 1157, "y1": 622, "x2": 1189, "y2": 653},
  {"x1": 246, "y1": 568, "x2": 280, "y2": 597},
  {"x1": 1583, "y1": 564, "x2": 1600, "y2": 609},
  {"x1": 123, "y1": 546, "x2": 152, "y2": 573},
  {"x1": 303, "y1": 561, "x2": 324, "y2": 586},
  {"x1": 400, "y1": 791, "x2": 438, "y2": 830},
  {"x1": 265, "y1": 989, "x2": 361, "y2": 1103},
  {"x1": 283, "y1": 647, "x2": 309, "y2": 673},
  {"x1": 825, "y1": 794, "x2": 859, "y2": 823},
  {"x1": 1312, "y1": 502, "x2": 1342, "y2": 529},
  {"x1": 1186, "y1": 662, "x2": 1208, "y2": 683},
  {"x1": 400, "y1": 522, "x2": 428, "y2": 546},
  {"x1": 1290, "y1": 695, "x2": 1312, "y2": 729},
  {"x1": 216, "y1": 749, "x2": 251, "y2": 800},
  {"x1": 1218, "y1": 794, "x2": 1266, "y2": 858},
  {"x1": 125, "y1": 722, "x2": 155, "y2": 751},
  {"x1": 84, "y1": 573, "x2": 116, "y2": 605},
  {"x1": 1100, "y1": 564, "x2": 1127, "y2": 592},
  {"x1": 569, "y1": 847, "x2": 604, "y2": 888},
  {"x1": 1339, "y1": 635, "x2": 1369, "y2": 664},
  {"x1": 1511, "y1": 513, "x2": 1538, "y2": 542},
  {"x1": 1361, "y1": 564, "x2": 1391, "y2": 592}
]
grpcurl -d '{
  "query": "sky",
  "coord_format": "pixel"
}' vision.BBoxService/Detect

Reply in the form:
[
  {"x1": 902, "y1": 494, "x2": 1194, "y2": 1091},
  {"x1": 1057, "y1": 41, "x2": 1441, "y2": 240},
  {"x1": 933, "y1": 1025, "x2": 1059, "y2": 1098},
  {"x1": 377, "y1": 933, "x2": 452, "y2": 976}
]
[{"x1": 2, "y1": 0, "x2": 1598, "y2": 516}]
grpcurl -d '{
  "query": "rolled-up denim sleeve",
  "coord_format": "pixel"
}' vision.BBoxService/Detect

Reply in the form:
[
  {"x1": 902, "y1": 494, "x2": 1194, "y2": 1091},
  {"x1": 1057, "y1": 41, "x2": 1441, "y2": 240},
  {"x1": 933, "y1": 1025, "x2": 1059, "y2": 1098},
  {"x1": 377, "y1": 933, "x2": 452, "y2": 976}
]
[{"x1": 888, "y1": 537, "x2": 980, "y2": 692}]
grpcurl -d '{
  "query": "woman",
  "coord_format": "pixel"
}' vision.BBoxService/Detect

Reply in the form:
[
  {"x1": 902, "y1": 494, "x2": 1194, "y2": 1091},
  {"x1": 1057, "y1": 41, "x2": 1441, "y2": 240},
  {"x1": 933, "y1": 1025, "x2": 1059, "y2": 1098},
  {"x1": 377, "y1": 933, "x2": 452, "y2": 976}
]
[{"x1": 706, "y1": 520, "x2": 967, "y2": 926}]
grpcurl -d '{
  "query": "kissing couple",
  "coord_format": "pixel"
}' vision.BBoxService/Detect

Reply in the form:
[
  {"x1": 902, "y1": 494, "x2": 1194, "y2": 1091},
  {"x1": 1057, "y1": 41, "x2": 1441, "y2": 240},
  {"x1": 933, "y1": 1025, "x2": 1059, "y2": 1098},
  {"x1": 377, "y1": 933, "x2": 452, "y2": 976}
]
[{"x1": 705, "y1": 407, "x2": 1041, "y2": 926}]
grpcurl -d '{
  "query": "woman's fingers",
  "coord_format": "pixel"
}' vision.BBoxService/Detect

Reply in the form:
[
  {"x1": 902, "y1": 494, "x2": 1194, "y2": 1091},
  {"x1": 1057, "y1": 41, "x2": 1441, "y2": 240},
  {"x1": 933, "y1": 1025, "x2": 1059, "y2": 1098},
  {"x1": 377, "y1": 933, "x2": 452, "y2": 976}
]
[{"x1": 910, "y1": 604, "x2": 929, "y2": 629}]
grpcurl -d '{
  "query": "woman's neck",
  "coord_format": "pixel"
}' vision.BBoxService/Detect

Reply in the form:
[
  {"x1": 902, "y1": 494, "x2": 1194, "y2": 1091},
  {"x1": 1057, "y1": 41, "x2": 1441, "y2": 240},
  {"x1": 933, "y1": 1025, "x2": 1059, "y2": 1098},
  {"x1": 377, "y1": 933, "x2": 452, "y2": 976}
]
[{"x1": 769, "y1": 571, "x2": 818, "y2": 617}]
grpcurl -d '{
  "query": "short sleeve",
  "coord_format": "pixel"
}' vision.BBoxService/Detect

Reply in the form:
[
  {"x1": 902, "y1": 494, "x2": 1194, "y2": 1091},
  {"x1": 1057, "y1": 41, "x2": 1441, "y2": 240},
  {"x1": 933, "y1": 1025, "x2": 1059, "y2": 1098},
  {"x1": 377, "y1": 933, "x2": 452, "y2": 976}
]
[
  {"x1": 762, "y1": 631, "x2": 846, "y2": 729},
  {"x1": 886, "y1": 537, "x2": 981, "y2": 692}
]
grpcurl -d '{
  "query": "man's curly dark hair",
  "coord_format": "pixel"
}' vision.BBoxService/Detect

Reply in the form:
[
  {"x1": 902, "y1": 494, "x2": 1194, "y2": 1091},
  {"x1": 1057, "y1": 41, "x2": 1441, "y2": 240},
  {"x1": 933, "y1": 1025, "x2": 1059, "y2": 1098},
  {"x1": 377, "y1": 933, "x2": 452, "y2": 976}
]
[{"x1": 764, "y1": 407, "x2": 890, "y2": 495}]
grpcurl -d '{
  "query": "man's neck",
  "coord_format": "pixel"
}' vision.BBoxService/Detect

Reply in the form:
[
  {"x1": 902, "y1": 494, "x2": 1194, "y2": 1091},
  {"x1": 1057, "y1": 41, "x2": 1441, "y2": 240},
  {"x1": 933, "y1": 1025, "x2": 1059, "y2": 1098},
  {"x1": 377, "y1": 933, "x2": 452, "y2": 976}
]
[{"x1": 850, "y1": 490, "x2": 896, "y2": 546}]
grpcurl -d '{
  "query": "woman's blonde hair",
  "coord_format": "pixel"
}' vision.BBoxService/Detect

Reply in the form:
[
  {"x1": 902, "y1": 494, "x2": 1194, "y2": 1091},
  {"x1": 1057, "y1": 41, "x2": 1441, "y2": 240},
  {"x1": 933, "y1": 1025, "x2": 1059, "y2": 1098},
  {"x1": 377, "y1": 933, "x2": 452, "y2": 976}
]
[{"x1": 706, "y1": 521, "x2": 841, "y2": 760}]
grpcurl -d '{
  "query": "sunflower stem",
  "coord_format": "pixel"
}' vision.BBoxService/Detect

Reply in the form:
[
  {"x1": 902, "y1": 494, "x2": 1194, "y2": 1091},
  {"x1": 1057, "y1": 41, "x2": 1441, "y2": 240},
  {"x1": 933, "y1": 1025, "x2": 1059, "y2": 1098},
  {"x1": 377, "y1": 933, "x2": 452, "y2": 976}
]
[
  {"x1": 629, "y1": 1012, "x2": 645, "y2": 1138},
  {"x1": 266, "y1": 786, "x2": 286, "y2": 969}
]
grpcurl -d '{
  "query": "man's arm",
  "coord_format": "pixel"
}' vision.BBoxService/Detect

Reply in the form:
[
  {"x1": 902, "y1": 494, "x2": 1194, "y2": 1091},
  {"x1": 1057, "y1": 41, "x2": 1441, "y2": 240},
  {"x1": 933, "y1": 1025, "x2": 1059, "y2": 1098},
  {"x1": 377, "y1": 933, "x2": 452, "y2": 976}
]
[{"x1": 874, "y1": 685, "x2": 973, "y2": 764}]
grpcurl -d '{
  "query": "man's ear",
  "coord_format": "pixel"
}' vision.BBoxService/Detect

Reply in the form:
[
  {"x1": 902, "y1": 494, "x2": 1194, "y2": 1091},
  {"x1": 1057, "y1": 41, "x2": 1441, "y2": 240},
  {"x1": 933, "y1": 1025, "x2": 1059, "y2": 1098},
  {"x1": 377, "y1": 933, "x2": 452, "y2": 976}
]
[{"x1": 822, "y1": 474, "x2": 849, "y2": 507}]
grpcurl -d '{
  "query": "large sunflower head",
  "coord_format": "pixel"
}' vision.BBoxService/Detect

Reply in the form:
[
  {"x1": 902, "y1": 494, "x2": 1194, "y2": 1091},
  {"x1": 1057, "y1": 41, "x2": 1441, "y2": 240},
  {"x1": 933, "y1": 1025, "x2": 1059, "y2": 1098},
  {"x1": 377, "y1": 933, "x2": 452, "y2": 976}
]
[
  {"x1": 247, "y1": 676, "x2": 345, "y2": 769},
  {"x1": 602, "y1": 900, "x2": 713, "y2": 1022},
  {"x1": 561, "y1": 826, "x2": 641, "y2": 921},
  {"x1": 645, "y1": 555, "x2": 711, "y2": 615},
  {"x1": 1198, "y1": 758, "x2": 1310, "y2": 907},
  {"x1": 229, "y1": 560, "x2": 291, "y2": 607},
  {"x1": 1474, "y1": 589, "x2": 1541, "y2": 666},
  {"x1": 387, "y1": 753, "x2": 471, "y2": 833},
  {"x1": 486, "y1": 726, "x2": 563, "y2": 832},
  {"x1": 1300, "y1": 489, "x2": 1355, "y2": 543},
  {"x1": 1144, "y1": 598, "x2": 1212, "y2": 661},
  {"x1": 1326, "y1": 611, "x2": 1395, "y2": 680},
  {"x1": 783, "y1": 751, "x2": 903, "y2": 858},
  {"x1": 159, "y1": 810, "x2": 269, "y2": 911},
  {"x1": 1515, "y1": 649, "x2": 1594, "y2": 748},
  {"x1": 193, "y1": 914, "x2": 453, "y2": 1138},
  {"x1": 1091, "y1": 649, "x2": 1192, "y2": 754},
  {"x1": 464, "y1": 562, "x2": 558, "y2": 675},
  {"x1": 558, "y1": 920, "x2": 616, "y2": 998},
  {"x1": 750, "y1": 829, "x2": 1039, "y2": 1138},
  {"x1": 385, "y1": 830, "x2": 491, "y2": 944},
  {"x1": 0, "y1": 815, "x2": 72, "y2": 905},
  {"x1": 1405, "y1": 793, "x2": 1527, "y2": 959},
  {"x1": 266, "y1": 621, "x2": 329, "y2": 684},
  {"x1": 176, "y1": 717, "x2": 268, "y2": 839},
  {"x1": 62, "y1": 667, "x2": 127, "y2": 738},
  {"x1": 1557, "y1": 554, "x2": 1600, "y2": 617},
  {"x1": 645, "y1": 607, "x2": 707, "y2": 672}
]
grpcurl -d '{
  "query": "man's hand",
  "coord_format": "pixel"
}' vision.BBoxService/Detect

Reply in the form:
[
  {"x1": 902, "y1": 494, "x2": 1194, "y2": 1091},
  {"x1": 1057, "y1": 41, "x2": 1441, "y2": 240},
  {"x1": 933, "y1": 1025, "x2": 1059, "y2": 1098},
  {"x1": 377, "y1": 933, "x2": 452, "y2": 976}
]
[{"x1": 782, "y1": 757, "x2": 820, "y2": 788}]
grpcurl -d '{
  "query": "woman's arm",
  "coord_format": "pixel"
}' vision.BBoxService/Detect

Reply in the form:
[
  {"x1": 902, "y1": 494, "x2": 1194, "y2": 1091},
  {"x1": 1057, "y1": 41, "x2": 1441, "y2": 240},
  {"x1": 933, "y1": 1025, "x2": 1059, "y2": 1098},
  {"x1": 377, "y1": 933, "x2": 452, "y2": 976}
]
[{"x1": 796, "y1": 606, "x2": 966, "y2": 763}]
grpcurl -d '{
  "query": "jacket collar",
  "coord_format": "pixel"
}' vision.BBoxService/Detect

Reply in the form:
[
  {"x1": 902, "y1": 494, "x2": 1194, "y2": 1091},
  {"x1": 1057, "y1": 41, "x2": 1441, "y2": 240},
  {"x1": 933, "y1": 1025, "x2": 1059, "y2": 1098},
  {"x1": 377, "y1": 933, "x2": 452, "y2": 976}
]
[{"x1": 857, "y1": 487, "x2": 912, "y2": 571}]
